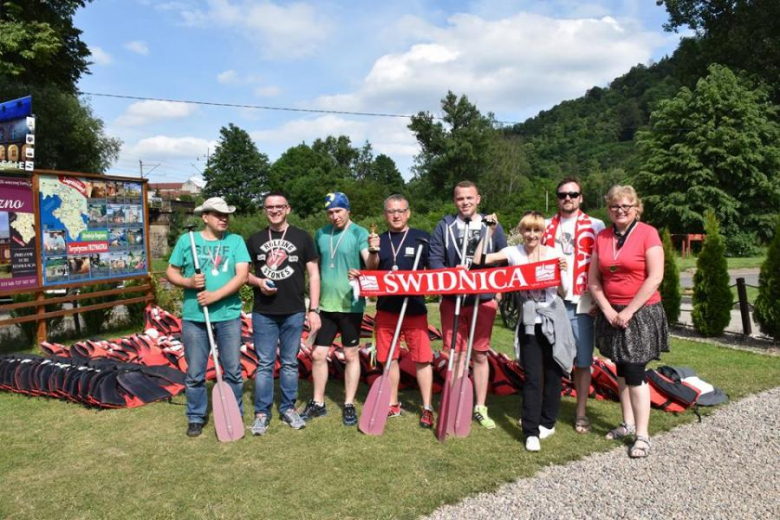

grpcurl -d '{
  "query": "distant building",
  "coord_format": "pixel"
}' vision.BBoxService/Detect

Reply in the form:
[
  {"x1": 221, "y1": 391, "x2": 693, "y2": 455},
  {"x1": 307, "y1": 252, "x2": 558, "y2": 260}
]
[{"x1": 149, "y1": 177, "x2": 204, "y2": 199}]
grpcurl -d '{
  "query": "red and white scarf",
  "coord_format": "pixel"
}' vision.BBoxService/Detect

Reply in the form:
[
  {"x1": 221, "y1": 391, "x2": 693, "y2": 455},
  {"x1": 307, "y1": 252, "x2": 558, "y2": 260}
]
[{"x1": 542, "y1": 210, "x2": 595, "y2": 296}]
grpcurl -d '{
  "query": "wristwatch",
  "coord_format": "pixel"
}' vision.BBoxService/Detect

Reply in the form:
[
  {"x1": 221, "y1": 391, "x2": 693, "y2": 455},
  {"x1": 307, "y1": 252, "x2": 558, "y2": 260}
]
[{"x1": 309, "y1": 307, "x2": 320, "y2": 314}]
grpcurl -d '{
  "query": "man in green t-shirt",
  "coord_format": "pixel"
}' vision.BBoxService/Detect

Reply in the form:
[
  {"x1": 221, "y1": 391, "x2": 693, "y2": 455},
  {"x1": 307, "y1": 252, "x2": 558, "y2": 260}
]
[
  {"x1": 166, "y1": 197, "x2": 251, "y2": 437},
  {"x1": 300, "y1": 192, "x2": 373, "y2": 426}
]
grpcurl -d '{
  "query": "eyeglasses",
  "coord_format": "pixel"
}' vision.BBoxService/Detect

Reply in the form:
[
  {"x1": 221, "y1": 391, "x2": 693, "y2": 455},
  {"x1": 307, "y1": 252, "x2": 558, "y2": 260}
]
[
  {"x1": 609, "y1": 204, "x2": 635, "y2": 213},
  {"x1": 384, "y1": 208, "x2": 409, "y2": 215},
  {"x1": 556, "y1": 191, "x2": 580, "y2": 200},
  {"x1": 264, "y1": 205, "x2": 288, "y2": 211}
]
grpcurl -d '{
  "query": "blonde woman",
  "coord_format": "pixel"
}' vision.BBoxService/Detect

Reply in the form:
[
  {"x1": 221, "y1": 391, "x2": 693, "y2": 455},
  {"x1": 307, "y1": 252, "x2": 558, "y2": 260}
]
[
  {"x1": 475, "y1": 211, "x2": 574, "y2": 452},
  {"x1": 588, "y1": 185, "x2": 669, "y2": 458}
]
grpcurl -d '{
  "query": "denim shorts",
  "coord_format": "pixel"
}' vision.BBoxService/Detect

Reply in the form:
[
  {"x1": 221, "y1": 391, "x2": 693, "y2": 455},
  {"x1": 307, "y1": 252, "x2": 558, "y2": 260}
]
[{"x1": 565, "y1": 301, "x2": 595, "y2": 369}]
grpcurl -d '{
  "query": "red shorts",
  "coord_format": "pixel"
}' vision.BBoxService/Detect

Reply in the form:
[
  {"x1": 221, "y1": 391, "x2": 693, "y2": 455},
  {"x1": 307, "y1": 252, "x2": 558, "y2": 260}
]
[
  {"x1": 440, "y1": 298, "x2": 497, "y2": 353},
  {"x1": 375, "y1": 310, "x2": 433, "y2": 364}
]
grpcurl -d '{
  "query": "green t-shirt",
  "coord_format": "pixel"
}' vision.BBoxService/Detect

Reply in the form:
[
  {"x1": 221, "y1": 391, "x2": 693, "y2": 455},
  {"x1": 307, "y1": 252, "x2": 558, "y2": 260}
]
[
  {"x1": 169, "y1": 231, "x2": 251, "y2": 322},
  {"x1": 314, "y1": 222, "x2": 368, "y2": 313}
]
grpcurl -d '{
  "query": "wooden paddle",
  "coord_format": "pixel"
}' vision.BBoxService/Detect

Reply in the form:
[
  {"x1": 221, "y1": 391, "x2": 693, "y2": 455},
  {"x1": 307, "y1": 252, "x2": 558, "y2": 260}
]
[
  {"x1": 436, "y1": 218, "x2": 472, "y2": 442},
  {"x1": 359, "y1": 238, "x2": 427, "y2": 436},
  {"x1": 187, "y1": 228, "x2": 244, "y2": 442}
]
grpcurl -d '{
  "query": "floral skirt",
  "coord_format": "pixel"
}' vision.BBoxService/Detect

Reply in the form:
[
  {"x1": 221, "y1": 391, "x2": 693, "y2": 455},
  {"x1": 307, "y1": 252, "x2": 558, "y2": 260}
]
[{"x1": 595, "y1": 302, "x2": 669, "y2": 365}]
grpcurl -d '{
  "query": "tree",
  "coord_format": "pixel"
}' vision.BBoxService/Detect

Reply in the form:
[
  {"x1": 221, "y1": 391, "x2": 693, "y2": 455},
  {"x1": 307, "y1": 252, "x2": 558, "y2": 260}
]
[
  {"x1": 753, "y1": 218, "x2": 780, "y2": 340},
  {"x1": 0, "y1": 1, "x2": 92, "y2": 92},
  {"x1": 659, "y1": 228, "x2": 682, "y2": 324},
  {"x1": 409, "y1": 91, "x2": 497, "y2": 197},
  {"x1": 691, "y1": 211, "x2": 733, "y2": 336},
  {"x1": 203, "y1": 124, "x2": 270, "y2": 214},
  {"x1": 635, "y1": 64, "x2": 780, "y2": 252},
  {"x1": 267, "y1": 143, "x2": 337, "y2": 218}
]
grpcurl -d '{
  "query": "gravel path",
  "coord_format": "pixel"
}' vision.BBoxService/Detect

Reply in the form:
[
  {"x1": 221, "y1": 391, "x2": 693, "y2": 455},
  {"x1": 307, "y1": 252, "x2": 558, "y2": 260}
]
[{"x1": 427, "y1": 387, "x2": 780, "y2": 520}]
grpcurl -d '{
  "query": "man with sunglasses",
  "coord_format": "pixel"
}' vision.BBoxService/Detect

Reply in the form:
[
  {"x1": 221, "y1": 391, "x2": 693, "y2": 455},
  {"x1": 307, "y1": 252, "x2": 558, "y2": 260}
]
[
  {"x1": 542, "y1": 177, "x2": 605, "y2": 435},
  {"x1": 166, "y1": 197, "x2": 251, "y2": 437},
  {"x1": 245, "y1": 191, "x2": 321, "y2": 435}
]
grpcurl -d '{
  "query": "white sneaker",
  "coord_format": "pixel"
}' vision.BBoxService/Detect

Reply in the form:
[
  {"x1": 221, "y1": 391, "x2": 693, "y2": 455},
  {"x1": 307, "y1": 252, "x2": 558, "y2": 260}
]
[
  {"x1": 525, "y1": 436, "x2": 541, "y2": 452},
  {"x1": 539, "y1": 425, "x2": 556, "y2": 439}
]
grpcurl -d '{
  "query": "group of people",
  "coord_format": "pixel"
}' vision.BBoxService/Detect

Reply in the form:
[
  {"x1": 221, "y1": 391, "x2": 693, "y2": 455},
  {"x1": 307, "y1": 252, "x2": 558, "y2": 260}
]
[{"x1": 166, "y1": 177, "x2": 668, "y2": 459}]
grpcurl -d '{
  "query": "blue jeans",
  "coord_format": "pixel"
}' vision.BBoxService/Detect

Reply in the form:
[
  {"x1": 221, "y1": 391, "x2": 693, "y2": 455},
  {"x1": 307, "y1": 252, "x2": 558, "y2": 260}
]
[
  {"x1": 253, "y1": 312, "x2": 306, "y2": 415},
  {"x1": 565, "y1": 301, "x2": 595, "y2": 369},
  {"x1": 182, "y1": 318, "x2": 244, "y2": 423}
]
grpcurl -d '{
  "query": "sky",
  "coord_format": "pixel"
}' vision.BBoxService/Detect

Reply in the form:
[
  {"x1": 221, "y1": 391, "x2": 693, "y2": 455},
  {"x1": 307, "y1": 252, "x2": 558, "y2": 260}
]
[{"x1": 73, "y1": 0, "x2": 684, "y2": 184}]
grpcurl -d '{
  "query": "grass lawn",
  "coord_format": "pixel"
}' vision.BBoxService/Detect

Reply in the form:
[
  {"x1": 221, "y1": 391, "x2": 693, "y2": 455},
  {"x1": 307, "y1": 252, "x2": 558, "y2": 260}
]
[
  {"x1": 677, "y1": 251, "x2": 766, "y2": 271},
  {"x1": 2, "y1": 310, "x2": 779, "y2": 519}
]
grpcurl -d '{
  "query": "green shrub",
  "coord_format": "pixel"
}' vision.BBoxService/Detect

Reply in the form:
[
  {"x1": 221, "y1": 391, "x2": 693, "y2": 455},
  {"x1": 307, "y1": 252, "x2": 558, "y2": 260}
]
[
  {"x1": 9, "y1": 292, "x2": 64, "y2": 347},
  {"x1": 79, "y1": 283, "x2": 116, "y2": 335},
  {"x1": 239, "y1": 284, "x2": 254, "y2": 312},
  {"x1": 692, "y1": 211, "x2": 733, "y2": 336},
  {"x1": 659, "y1": 228, "x2": 681, "y2": 324},
  {"x1": 122, "y1": 278, "x2": 148, "y2": 328},
  {"x1": 152, "y1": 276, "x2": 183, "y2": 315},
  {"x1": 754, "y1": 219, "x2": 780, "y2": 340},
  {"x1": 724, "y1": 231, "x2": 760, "y2": 257}
]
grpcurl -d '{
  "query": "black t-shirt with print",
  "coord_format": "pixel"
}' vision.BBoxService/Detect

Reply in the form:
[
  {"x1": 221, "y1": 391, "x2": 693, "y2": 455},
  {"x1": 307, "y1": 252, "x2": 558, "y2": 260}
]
[
  {"x1": 246, "y1": 225, "x2": 318, "y2": 315},
  {"x1": 375, "y1": 228, "x2": 430, "y2": 316}
]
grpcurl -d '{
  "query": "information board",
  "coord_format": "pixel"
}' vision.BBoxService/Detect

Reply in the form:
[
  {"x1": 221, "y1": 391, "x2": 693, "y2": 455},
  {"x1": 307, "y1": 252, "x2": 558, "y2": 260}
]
[{"x1": 0, "y1": 176, "x2": 37, "y2": 290}]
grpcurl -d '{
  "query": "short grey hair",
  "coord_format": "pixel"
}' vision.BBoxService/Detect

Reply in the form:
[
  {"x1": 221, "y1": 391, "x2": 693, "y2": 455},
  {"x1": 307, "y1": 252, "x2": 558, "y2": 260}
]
[{"x1": 383, "y1": 194, "x2": 409, "y2": 211}]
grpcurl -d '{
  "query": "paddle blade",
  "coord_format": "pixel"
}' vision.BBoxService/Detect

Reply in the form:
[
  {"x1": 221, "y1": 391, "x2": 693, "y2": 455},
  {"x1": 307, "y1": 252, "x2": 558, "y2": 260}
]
[
  {"x1": 436, "y1": 376, "x2": 453, "y2": 442},
  {"x1": 359, "y1": 375, "x2": 392, "y2": 436},
  {"x1": 447, "y1": 377, "x2": 473, "y2": 438},
  {"x1": 212, "y1": 381, "x2": 244, "y2": 442}
]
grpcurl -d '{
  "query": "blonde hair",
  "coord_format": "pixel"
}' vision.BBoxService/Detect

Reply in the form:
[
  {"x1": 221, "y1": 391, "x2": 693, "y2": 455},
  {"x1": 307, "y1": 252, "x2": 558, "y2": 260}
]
[
  {"x1": 517, "y1": 211, "x2": 545, "y2": 233},
  {"x1": 604, "y1": 185, "x2": 643, "y2": 219}
]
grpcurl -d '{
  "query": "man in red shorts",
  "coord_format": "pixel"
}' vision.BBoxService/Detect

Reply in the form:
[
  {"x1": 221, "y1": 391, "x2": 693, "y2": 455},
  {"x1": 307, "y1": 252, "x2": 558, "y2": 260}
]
[
  {"x1": 361, "y1": 194, "x2": 435, "y2": 427},
  {"x1": 429, "y1": 181, "x2": 507, "y2": 429}
]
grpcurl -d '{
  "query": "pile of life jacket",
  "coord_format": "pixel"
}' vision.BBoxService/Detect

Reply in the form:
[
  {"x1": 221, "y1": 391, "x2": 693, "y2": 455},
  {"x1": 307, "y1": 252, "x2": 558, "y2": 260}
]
[{"x1": 2, "y1": 305, "x2": 724, "y2": 414}]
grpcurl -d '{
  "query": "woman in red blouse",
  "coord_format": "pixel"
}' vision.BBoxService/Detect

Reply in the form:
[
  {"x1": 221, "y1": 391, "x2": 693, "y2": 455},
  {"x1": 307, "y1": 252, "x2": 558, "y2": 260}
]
[{"x1": 588, "y1": 185, "x2": 669, "y2": 458}]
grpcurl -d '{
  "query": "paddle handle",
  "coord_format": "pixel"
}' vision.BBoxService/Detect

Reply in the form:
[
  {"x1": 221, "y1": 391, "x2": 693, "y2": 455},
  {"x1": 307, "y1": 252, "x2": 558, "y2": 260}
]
[
  {"x1": 445, "y1": 217, "x2": 473, "y2": 371},
  {"x1": 381, "y1": 239, "x2": 427, "y2": 375},
  {"x1": 187, "y1": 230, "x2": 224, "y2": 383}
]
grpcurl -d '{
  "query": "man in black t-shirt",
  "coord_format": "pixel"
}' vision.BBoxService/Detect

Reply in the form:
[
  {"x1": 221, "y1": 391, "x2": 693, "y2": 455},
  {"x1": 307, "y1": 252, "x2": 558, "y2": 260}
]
[
  {"x1": 245, "y1": 191, "x2": 321, "y2": 435},
  {"x1": 362, "y1": 194, "x2": 435, "y2": 428}
]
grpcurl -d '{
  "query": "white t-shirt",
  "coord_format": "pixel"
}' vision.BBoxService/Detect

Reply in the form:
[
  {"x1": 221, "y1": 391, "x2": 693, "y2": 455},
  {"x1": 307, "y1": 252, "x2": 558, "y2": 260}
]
[
  {"x1": 502, "y1": 244, "x2": 566, "y2": 324},
  {"x1": 546, "y1": 215, "x2": 605, "y2": 304}
]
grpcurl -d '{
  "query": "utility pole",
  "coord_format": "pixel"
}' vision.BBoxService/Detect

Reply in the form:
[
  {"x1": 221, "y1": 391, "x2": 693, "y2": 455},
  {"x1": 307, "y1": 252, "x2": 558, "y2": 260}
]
[{"x1": 139, "y1": 159, "x2": 144, "y2": 179}]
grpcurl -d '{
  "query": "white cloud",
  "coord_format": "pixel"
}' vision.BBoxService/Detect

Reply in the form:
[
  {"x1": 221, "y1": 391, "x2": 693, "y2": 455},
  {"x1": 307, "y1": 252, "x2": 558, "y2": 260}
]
[
  {"x1": 254, "y1": 86, "x2": 281, "y2": 97},
  {"x1": 129, "y1": 136, "x2": 217, "y2": 160},
  {"x1": 89, "y1": 46, "x2": 112, "y2": 65},
  {"x1": 314, "y1": 12, "x2": 664, "y2": 120},
  {"x1": 181, "y1": 0, "x2": 331, "y2": 59},
  {"x1": 124, "y1": 40, "x2": 150, "y2": 55},
  {"x1": 217, "y1": 69, "x2": 239, "y2": 84},
  {"x1": 115, "y1": 100, "x2": 198, "y2": 127}
]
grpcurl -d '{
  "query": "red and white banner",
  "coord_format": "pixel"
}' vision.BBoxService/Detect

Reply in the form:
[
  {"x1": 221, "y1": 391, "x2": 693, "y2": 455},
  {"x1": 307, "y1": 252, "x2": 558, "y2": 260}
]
[{"x1": 357, "y1": 259, "x2": 560, "y2": 297}]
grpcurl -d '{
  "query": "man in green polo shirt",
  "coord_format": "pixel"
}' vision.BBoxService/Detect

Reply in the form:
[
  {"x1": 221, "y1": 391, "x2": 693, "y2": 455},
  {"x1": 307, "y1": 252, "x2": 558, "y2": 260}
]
[{"x1": 166, "y1": 197, "x2": 251, "y2": 437}]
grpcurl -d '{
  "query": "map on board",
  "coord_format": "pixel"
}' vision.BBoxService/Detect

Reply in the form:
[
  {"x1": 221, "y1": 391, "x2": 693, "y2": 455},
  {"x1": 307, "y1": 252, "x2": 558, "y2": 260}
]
[{"x1": 39, "y1": 174, "x2": 147, "y2": 286}]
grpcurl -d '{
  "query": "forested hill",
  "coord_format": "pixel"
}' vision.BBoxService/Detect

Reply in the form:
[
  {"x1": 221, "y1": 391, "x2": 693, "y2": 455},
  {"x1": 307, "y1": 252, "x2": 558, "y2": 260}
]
[{"x1": 506, "y1": 57, "x2": 683, "y2": 181}]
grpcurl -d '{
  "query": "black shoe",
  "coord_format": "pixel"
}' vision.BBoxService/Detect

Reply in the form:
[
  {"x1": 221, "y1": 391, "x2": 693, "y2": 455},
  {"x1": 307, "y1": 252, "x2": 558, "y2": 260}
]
[
  {"x1": 300, "y1": 399, "x2": 327, "y2": 421},
  {"x1": 342, "y1": 403, "x2": 358, "y2": 426},
  {"x1": 186, "y1": 423, "x2": 203, "y2": 437}
]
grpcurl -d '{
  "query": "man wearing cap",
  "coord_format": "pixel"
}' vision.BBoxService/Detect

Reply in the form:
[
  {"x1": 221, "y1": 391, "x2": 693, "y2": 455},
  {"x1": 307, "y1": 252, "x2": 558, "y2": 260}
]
[
  {"x1": 300, "y1": 192, "x2": 371, "y2": 426},
  {"x1": 166, "y1": 196, "x2": 251, "y2": 437},
  {"x1": 429, "y1": 180, "x2": 507, "y2": 429},
  {"x1": 542, "y1": 177, "x2": 605, "y2": 435},
  {"x1": 245, "y1": 191, "x2": 321, "y2": 435}
]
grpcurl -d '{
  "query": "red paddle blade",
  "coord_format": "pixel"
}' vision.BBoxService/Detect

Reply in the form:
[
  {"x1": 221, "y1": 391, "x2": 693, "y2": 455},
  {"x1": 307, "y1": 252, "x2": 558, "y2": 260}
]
[
  {"x1": 448, "y1": 377, "x2": 473, "y2": 437},
  {"x1": 436, "y1": 372, "x2": 454, "y2": 442},
  {"x1": 212, "y1": 381, "x2": 244, "y2": 442},
  {"x1": 359, "y1": 376, "x2": 392, "y2": 435}
]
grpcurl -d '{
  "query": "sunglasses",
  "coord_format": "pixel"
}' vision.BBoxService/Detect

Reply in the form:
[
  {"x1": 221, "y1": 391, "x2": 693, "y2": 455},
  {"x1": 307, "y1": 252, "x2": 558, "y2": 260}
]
[{"x1": 556, "y1": 191, "x2": 580, "y2": 200}]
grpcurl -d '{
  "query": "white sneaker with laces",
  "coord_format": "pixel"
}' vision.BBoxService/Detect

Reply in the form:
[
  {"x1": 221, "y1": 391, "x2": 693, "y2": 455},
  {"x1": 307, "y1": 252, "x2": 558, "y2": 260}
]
[
  {"x1": 525, "y1": 436, "x2": 541, "y2": 452},
  {"x1": 539, "y1": 425, "x2": 556, "y2": 439}
]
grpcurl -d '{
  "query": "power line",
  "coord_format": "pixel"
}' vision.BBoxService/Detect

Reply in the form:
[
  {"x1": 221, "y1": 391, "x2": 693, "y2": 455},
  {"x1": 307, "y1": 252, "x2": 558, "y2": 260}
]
[{"x1": 79, "y1": 91, "x2": 521, "y2": 125}]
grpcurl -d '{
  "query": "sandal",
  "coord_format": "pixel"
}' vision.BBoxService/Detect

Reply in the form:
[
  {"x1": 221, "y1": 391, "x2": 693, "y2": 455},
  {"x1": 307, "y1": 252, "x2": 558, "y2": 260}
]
[
  {"x1": 629, "y1": 436, "x2": 652, "y2": 458},
  {"x1": 574, "y1": 416, "x2": 591, "y2": 434},
  {"x1": 605, "y1": 422, "x2": 635, "y2": 440}
]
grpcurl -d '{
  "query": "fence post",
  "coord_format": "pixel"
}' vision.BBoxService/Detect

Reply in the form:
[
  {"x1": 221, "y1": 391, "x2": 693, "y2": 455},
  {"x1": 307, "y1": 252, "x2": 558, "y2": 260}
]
[
  {"x1": 736, "y1": 277, "x2": 752, "y2": 336},
  {"x1": 35, "y1": 290, "x2": 47, "y2": 345}
]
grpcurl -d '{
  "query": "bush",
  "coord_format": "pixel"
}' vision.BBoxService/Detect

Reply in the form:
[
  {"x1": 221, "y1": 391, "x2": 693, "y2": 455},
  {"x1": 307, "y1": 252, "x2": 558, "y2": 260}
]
[
  {"x1": 239, "y1": 284, "x2": 254, "y2": 312},
  {"x1": 692, "y1": 211, "x2": 733, "y2": 336},
  {"x1": 9, "y1": 292, "x2": 64, "y2": 347},
  {"x1": 122, "y1": 278, "x2": 148, "y2": 328},
  {"x1": 659, "y1": 228, "x2": 681, "y2": 324},
  {"x1": 724, "y1": 231, "x2": 761, "y2": 257},
  {"x1": 152, "y1": 276, "x2": 183, "y2": 315},
  {"x1": 754, "y1": 219, "x2": 780, "y2": 340},
  {"x1": 79, "y1": 283, "x2": 116, "y2": 335}
]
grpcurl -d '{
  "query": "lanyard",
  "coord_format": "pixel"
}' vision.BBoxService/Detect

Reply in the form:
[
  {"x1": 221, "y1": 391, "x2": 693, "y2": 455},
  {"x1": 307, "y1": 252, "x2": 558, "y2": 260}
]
[
  {"x1": 267, "y1": 225, "x2": 289, "y2": 265},
  {"x1": 388, "y1": 228, "x2": 410, "y2": 271},
  {"x1": 329, "y1": 221, "x2": 351, "y2": 268}
]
